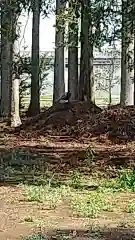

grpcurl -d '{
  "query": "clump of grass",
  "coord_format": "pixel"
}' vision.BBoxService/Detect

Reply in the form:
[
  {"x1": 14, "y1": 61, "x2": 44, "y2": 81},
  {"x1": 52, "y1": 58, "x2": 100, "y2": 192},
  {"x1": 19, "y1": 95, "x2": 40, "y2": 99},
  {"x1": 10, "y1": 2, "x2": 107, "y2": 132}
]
[
  {"x1": 25, "y1": 232, "x2": 73, "y2": 240},
  {"x1": 100, "y1": 179, "x2": 122, "y2": 192},
  {"x1": 119, "y1": 169, "x2": 135, "y2": 191},
  {"x1": 85, "y1": 145, "x2": 96, "y2": 165},
  {"x1": 24, "y1": 185, "x2": 71, "y2": 209},
  {"x1": 102, "y1": 203, "x2": 115, "y2": 212},
  {"x1": 70, "y1": 170, "x2": 81, "y2": 188},
  {"x1": 127, "y1": 202, "x2": 135, "y2": 213},
  {"x1": 25, "y1": 185, "x2": 45, "y2": 202},
  {"x1": 70, "y1": 191, "x2": 114, "y2": 218},
  {"x1": 100, "y1": 169, "x2": 135, "y2": 193}
]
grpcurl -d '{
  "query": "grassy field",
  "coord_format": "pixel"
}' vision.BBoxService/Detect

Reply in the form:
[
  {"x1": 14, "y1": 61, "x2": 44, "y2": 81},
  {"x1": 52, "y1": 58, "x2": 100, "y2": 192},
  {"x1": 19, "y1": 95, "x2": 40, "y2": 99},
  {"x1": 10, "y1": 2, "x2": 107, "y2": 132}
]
[{"x1": 22, "y1": 95, "x2": 120, "y2": 109}]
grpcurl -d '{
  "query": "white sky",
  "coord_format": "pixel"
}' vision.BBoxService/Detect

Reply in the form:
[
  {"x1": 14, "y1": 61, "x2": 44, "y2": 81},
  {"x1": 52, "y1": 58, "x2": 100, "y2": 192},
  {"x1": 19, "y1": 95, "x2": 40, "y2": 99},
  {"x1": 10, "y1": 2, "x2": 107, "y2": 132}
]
[
  {"x1": 19, "y1": 12, "x2": 55, "y2": 51},
  {"x1": 18, "y1": 12, "x2": 121, "y2": 55}
]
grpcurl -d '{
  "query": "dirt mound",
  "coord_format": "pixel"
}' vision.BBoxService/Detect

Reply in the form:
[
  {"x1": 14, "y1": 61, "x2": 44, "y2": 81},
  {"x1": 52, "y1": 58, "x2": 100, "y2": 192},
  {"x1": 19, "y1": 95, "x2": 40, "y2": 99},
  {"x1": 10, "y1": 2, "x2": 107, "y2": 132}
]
[
  {"x1": 54, "y1": 105, "x2": 135, "y2": 141},
  {"x1": 92, "y1": 105, "x2": 135, "y2": 141},
  {"x1": 16, "y1": 101, "x2": 101, "y2": 136},
  {"x1": 16, "y1": 102, "x2": 135, "y2": 141}
]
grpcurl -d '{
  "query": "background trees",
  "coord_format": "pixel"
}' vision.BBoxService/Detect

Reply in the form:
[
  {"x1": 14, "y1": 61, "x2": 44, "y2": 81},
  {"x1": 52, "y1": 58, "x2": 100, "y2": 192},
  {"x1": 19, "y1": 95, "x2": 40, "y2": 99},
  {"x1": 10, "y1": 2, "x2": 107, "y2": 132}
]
[
  {"x1": 53, "y1": 0, "x2": 65, "y2": 103},
  {"x1": 0, "y1": 0, "x2": 135, "y2": 126},
  {"x1": 68, "y1": 0, "x2": 79, "y2": 101},
  {"x1": 27, "y1": 0, "x2": 40, "y2": 116},
  {"x1": 120, "y1": 0, "x2": 134, "y2": 105},
  {"x1": 1, "y1": 0, "x2": 12, "y2": 118}
]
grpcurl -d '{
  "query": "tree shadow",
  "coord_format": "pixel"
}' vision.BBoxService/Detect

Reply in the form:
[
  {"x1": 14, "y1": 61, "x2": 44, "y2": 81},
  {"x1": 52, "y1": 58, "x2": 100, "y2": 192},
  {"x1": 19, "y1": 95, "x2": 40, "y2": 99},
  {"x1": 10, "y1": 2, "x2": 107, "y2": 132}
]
[{"x1": 0, "y1": 136, "x2": 134, "y2": 186}]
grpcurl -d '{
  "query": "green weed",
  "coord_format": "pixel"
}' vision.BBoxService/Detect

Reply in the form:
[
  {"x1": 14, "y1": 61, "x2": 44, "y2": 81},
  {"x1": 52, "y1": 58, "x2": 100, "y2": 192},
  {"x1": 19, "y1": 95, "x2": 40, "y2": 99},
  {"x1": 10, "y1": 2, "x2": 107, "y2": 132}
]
[
  {"x1": 100, "y1": 169, "x2": 135, "y2": 193},
  {"x1": 70, "y1": 191, "x2": 114, "y2": 218},
  {"x1": 24, "y1": 185, "x2": 71, "y2": 208},
  {"x1": 119, "y1": 169, "x2": 135, "y2": 191}
]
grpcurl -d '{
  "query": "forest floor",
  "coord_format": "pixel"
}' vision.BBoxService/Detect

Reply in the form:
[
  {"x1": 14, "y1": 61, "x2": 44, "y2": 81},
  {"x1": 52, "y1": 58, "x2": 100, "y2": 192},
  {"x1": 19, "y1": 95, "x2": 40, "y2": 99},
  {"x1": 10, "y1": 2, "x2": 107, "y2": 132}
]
[{"x1": 1, "y1": 102, "x2": 135, "y2": 239}]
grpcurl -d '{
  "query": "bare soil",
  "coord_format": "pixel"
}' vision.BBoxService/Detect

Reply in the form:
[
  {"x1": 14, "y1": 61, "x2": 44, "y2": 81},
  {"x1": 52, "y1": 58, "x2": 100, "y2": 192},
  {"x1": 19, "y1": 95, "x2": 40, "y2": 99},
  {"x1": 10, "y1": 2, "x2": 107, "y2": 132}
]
[
  {"x1": 0, "y1": 134, "x2": 135, "y2": 239},
  {"x1": 1, "y1": 103, "x2": 135, "y2": 239},
  {"x1": 0, "y1": 185, "x2": 135, "y2": 239}
]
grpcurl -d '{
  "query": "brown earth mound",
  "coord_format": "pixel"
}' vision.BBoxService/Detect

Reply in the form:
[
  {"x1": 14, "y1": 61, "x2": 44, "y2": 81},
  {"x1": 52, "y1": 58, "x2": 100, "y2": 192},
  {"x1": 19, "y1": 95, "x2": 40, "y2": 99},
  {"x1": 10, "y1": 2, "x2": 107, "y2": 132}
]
[
  {"x1": 16, "y1": 102, "x2": 135, "y2": 141},
  {"x1": 93, "y1": 105, "x2": 135, "y2": 140},
  {"x1": 16, "y1": 101, "x2": 101, "y2": 134}
]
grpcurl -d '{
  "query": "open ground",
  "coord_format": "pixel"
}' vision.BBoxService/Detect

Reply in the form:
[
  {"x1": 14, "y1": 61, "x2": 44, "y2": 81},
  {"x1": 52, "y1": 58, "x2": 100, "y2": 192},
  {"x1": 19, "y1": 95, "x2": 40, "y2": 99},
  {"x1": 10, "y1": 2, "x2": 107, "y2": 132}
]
[{"x1": 1, "y1": 100, "x2": 135, "y2": 239}]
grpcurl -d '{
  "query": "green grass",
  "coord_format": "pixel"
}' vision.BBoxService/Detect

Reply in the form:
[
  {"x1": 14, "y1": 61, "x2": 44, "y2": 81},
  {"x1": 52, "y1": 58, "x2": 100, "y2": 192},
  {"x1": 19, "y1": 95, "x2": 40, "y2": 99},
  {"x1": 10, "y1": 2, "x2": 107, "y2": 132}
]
[
  {"x1": 118, "y1": 169, "x2": 135, "y2": 191},
  {"x1": 23, "y1": 175, "x2": 117, "y2": 218},
  {"x1": 24, "y1": 230, "x2": 105, "y2": 240},
  {"x1": 24, "y1": 184, "x2": 71, "y2": 208},
  {"x1": 99, "y1": 169, "x2": 135, "y2": 193},
  {"x1": 70, "y1": 190, "x2": 115, "y2": 218},
  {"x1": 2, "y1": 148, "x2": 135, "y2": 220},
  {"x1": 24, "y1": 232, "x2": 77, "y2": 240},
  {"x1": 21, "y1": 95, "x2": 120, "y2": 109},
  {"x1": 20, "y1": 168, "x2": 135, "y2": 218}
]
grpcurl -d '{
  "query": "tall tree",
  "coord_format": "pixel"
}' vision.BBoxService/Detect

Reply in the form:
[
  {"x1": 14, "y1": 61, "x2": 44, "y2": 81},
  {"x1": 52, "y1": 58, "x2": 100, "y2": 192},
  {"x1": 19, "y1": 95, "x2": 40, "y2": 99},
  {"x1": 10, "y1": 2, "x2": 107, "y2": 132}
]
[
  {"x1": 134, "y1": 19, "x2": 135, "y2": 105},
  {"x1": 11, "y1": 23, "x2": 22, "y2": 127},
  {"x1": 78, "y1": 0, "x2": 122, "y2": 102},
  {"x1": 120, "y1": 0, "x2": 134, "y2": 105},
  {"x1": 1, "y1": 0, "x2": 30, "y2": 123},
  {"x1": 53, "y1": 0, "x2": 65, "y2": 103},
  {"x1": 1, "y1": 1, "x2": 12, "y2": 118},
  {"x1": 28, "y1": 0, "x2": 40, "y2": 116},
  {"x1": 79, "y1": 0, "x2": 92, "y2": 101},
  {"x1": 68, "y1": 0, "x2": 79, "y2": 101}
]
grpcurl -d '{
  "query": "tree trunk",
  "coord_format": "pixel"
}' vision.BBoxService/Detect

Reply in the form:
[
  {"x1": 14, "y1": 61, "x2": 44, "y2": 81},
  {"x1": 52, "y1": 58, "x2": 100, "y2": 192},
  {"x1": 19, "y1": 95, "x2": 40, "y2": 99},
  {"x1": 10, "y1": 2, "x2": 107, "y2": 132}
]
[
  {"x1": 134, "y1": 7, "x2": 135, "y2": 105},
  {"x1": 28, "y1": 0, "x2": 40, "y2": 116},
  {"x1": 89, "y1": 44, "x2": 94, "y2": 102},
  {"x1": 68, "y1": 0, "x2": 78, "y2": 101},
  {"x1": 10, "y1": 8, "x2": 21, "y2": 127},
  {"x1": 53, "y1": 0, "x2": 65, "y2": 104},
  {"x1": 11, "y1": 77, "x2": 21, "y2": 127},
  {"x1": 0, "y1": 1, "x2": 12, "y2": 118},
  {"x1": 108, "y1": 76, "x2": 112, "y2": 105},
  {"x1": 79, "y1": 0, "x2": 93, "y2": 101},
  {"x1": 120, "y1": 0, "x2": 134, "y2": 105}
]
